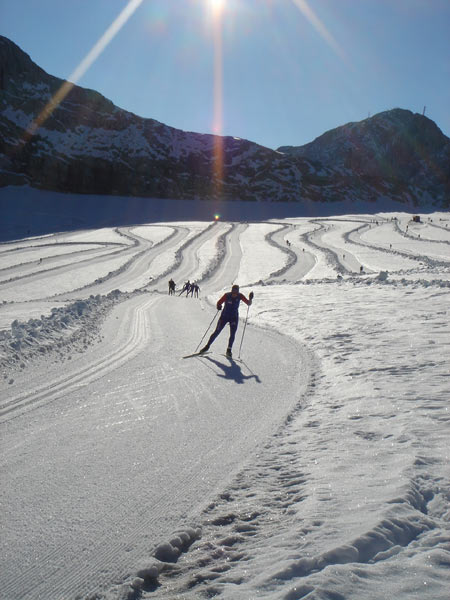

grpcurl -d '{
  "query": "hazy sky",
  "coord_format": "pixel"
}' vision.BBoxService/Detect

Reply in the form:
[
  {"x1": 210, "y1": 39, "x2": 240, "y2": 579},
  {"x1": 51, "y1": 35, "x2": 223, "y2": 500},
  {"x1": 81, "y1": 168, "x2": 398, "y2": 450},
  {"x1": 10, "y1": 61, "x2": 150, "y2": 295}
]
[{"x1": 1, "y1": 0, "x2": 449, "y2": 149}]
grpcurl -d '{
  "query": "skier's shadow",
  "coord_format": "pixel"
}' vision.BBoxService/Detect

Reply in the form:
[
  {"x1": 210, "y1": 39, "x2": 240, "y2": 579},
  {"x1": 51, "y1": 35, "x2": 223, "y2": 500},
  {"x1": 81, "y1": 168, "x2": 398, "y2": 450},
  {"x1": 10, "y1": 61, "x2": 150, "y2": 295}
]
[{"x1": 205, "y1": 355, "x2": 261, "y2": 385}]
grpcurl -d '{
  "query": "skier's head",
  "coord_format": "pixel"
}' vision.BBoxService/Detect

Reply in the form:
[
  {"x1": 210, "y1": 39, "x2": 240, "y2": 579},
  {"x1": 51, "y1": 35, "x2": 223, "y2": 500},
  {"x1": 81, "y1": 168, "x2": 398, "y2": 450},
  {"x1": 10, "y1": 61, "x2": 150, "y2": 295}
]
[{"x1": 231, "y1": 284, "x2": 239, "y2": 296}]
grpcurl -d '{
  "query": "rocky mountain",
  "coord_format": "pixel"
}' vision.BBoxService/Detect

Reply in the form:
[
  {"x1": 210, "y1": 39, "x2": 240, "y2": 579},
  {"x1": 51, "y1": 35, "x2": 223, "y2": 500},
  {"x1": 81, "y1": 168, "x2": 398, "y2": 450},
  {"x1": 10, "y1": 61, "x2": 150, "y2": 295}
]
[
  {"x1": 278, "y1": 109, "x2": 450, "y2": 207},
  {"x1": 1, "y1": 36, "x2": 449, "y2": 207}
]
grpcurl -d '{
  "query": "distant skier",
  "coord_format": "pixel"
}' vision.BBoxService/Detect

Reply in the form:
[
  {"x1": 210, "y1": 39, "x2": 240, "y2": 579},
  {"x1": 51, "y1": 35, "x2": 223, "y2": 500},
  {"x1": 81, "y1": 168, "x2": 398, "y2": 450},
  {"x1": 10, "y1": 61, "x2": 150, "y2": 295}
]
[
  {"x1": 179, "y1": 280, "x2": 191, "y2": 296},
  {"x1": 199, "y1": 284, "x2": 253, "y2": 358},
  {"x1": 168, "y1": 279, "x2": 176, "y2": 295},
  {"x1": 193, "y1": 282, "x2": 200, "y2": 298}
]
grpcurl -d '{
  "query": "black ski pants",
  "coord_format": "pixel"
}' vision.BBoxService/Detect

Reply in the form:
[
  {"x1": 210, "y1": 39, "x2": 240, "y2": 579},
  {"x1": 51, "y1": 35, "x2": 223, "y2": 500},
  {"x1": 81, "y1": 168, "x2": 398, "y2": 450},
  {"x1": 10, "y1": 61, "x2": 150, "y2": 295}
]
[{"x1": 207, "y1": 315, "x2": 238, "y2": 349}]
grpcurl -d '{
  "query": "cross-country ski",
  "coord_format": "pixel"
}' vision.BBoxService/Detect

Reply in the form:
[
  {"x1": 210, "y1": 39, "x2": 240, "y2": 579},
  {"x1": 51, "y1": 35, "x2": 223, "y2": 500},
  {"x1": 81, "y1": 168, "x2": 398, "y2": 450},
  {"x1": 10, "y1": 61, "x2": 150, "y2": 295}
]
[{"x1": 182, "y1": 351, "x2": 211, "y2": 359}]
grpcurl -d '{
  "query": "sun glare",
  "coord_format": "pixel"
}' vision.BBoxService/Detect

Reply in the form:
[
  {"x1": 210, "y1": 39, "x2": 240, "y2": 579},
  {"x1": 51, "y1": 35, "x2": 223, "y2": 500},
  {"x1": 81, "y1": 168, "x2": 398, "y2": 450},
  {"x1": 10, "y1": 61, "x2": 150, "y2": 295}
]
[
  {"x1": 209, "y1": 0, "x2": 225, "y2": 13},
  {"x1": 291, "y1": 0, "x2": 345, "y2": 61},
  {"x1": 23, "y1": 0, "x2": 144, "y2": 141}
]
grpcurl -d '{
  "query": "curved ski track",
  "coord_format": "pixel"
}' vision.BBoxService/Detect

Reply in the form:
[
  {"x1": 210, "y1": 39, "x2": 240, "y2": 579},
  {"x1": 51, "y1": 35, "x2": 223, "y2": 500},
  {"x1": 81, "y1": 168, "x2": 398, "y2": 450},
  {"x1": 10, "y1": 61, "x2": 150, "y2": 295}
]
[
  {"x1": 2, "y1": 216, "x2": 450, "y2": 600},
  {"x1": 0, "y1": 295, "x2": 156, "y2": 424}
]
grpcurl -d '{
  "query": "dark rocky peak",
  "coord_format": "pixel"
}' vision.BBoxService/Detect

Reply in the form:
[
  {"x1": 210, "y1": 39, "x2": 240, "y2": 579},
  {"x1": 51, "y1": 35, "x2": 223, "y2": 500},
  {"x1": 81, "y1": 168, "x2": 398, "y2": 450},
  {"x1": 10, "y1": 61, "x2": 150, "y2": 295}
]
[
  {"x1": 278, "y1": 108, "x2": 449, "y2": 169},
  {"x1": 277, "y1": 109, "x2": 450, "y2": 203},
  {"x1": 0, "y1": 35, "x2": 126, "y2": 129},
  {"x1": 0, "y1": 35, "x2": 48, "y2": 89},
  {"x1": 0, "y1": 35, "x2": 266, "y2": 155}
]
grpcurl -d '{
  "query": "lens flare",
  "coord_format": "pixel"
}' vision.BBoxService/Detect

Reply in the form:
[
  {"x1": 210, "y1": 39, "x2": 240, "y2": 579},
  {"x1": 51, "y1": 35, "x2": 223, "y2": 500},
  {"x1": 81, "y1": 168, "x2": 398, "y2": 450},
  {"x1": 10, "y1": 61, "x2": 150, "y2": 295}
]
[
  {"x1": 291, "y1": 0, "x2": 346, "y2": 61},
  {"x1": 23, "y1": 0, "x2": 144, "y2": 141},
  {"x1": 210, "y1": 0, "x2": 225, "y2": 200},
  {"x1": 209, "y1": 0, "x2": 225, "y2": 16},
  {"x1": 210, "y1": 0, "x2": 225, "y2": 201}
]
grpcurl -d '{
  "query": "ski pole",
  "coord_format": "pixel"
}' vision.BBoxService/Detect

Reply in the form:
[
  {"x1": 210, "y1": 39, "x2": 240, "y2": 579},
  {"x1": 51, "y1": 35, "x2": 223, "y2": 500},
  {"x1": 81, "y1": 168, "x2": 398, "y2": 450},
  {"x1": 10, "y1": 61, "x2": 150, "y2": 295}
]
[
  {"x1": 238, "y1": 305, "x2": 250, "y2": 359},
  {"x1": 194, "y1": 310, "x2": 219, "y2": 353},
  {"x1": 238, "y1": 291, "x2": 254, "y2": 359}
]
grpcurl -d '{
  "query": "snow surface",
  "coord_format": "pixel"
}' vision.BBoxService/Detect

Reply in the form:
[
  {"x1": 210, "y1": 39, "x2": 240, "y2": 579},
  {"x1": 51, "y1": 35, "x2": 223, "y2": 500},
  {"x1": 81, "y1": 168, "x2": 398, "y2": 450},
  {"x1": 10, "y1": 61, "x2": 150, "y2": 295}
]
[{"x1": 0, "y1": 190, "x2": 449, "y2": 600}]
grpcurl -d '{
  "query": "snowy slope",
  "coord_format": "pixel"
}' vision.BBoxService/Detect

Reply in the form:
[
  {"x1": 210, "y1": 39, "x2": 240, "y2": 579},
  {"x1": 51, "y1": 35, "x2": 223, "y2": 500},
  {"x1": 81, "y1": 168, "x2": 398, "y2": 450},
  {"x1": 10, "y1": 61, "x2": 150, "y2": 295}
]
[{"x1": 0, "y1": 197, "x2": 449, "y2": 600}]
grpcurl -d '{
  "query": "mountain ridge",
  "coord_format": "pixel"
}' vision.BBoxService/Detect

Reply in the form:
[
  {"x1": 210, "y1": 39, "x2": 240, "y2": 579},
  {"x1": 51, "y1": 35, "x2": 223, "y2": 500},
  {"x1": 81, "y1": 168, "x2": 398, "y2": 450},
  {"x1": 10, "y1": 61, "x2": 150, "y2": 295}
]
[
  {"x1": 278, "y1": 108, "x2": 450, "y2": 202},
  {"x1": 1, "y1": 36, "x2": 449, "y2": 208}
]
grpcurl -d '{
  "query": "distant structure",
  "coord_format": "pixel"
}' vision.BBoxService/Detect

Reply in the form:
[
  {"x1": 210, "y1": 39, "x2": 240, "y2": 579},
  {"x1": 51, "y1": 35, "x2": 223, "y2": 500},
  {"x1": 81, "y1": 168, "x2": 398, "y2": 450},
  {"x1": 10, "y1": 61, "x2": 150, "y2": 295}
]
[{"x1": 423, "y1": 106, "x2": 426, "y2": 116}]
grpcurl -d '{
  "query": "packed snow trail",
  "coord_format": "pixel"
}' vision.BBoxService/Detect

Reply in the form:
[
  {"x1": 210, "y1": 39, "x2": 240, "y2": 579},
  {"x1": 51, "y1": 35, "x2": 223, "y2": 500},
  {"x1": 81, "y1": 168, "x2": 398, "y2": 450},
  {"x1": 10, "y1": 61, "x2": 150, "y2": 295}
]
[
  {"x1": 203, "y1": 223, "x2": 246, "y2": 290},
  {"x1": 0, "y1": 292, "x2": 310, "y2": 600},
  {"x1": 2, "y1": 212, "x2": 449, "y2": 600}
]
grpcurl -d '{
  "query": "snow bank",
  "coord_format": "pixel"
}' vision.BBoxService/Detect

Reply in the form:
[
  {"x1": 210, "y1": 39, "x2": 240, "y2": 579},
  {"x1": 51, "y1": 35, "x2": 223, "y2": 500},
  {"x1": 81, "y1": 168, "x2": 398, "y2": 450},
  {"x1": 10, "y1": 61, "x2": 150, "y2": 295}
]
[
  {"x1": 0, "y1": 290, "x2": 126, "y2": 371},
  {"x1": 99, "y1": 527, "x2": 202, "y2": 599}
]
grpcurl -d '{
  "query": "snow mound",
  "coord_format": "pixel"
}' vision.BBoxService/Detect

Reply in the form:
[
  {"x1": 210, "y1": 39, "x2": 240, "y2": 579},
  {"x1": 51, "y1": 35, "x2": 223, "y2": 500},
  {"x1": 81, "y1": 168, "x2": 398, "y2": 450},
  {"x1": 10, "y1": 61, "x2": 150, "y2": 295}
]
[
  {"x1": 0, "y1": 290, "x2": 125, "y2": 371},
  {"x1": 97, "y1": 527, "x2": 201, "y2": 599},
  {"x1": 152, "y1": 527, "x2": 201, "y2": 565}
]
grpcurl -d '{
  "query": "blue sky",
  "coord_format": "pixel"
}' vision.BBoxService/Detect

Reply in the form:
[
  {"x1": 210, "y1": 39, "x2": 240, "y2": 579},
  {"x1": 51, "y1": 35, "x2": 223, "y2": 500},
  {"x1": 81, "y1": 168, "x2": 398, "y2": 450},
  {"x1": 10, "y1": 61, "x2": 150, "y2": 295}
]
[{"x1": 1, "y1": 0, "x2": 449, "y2": 149}]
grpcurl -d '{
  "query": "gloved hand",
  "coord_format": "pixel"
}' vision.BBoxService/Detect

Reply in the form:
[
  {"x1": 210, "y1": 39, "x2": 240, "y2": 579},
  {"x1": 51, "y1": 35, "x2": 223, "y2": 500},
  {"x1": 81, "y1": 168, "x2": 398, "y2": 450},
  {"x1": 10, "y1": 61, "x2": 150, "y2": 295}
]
[
  {"x1": 249, "y1": 291, "x2": 254, "y2": 300},
  {"x1": 216, "y1": 303, "x2": 221, "y2": 310}
]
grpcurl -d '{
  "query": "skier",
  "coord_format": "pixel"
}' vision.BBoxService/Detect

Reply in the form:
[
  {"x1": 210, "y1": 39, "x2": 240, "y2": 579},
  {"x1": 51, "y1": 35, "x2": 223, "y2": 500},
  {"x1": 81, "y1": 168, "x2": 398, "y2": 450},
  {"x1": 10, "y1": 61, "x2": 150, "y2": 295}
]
[
  {"x1": 168, "y1": 279, "x2": 176, "y2": 295},
  {"x1": 179, "y1": 280, "x2": 191, "y2": 296},
  {"x1": 199, "y1": 284, "x2": 253, "y2": 358}
]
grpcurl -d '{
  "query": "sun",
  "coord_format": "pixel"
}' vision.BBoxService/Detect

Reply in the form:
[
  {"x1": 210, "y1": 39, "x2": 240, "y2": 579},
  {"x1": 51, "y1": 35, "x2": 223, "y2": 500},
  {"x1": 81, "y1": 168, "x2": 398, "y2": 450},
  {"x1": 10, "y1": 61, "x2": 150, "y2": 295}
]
[{"x1": 208, "y1": 0, "x2": 225, "y2": 16}]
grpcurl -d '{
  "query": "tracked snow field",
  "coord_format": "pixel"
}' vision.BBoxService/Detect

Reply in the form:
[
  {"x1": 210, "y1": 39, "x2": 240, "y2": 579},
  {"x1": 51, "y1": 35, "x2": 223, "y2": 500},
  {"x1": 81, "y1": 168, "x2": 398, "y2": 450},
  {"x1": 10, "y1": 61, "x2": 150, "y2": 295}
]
[{"x1": 0, "y1": 207, "x2": 449, "y2": 600}]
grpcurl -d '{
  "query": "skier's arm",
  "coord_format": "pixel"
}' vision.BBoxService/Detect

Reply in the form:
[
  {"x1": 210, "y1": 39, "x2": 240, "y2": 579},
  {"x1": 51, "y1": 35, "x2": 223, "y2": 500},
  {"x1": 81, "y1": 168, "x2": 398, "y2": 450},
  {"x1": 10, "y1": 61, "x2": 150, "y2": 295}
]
[
  {"x1": 216, "y1": 294, "x2": 227, "y2": 310},
  {"x1": 240, "y1": 291, "x2": 254, "y2": 306}
]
